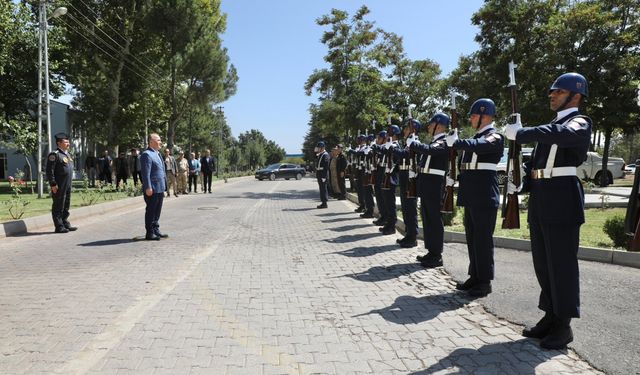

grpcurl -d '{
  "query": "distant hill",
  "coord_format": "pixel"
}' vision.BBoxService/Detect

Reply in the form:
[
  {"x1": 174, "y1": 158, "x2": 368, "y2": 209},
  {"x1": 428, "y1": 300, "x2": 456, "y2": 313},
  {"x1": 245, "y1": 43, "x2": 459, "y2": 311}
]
[{"x1": 285, "y1": 154, "x2": 303, "y2": 158}]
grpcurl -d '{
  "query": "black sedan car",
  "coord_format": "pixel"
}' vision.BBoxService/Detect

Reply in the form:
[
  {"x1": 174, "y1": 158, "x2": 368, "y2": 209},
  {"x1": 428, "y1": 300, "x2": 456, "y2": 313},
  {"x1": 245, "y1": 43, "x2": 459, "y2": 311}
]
[{"x1": 255, "y1": 163, "x2": 306, "y2": 181}]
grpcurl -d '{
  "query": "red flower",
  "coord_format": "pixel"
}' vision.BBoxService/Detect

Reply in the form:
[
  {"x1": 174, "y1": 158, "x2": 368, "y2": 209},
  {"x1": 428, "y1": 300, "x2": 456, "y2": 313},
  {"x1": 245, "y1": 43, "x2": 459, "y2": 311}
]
[{"x1": 8, "y1": 176, "x2": 14, "y2": 182}]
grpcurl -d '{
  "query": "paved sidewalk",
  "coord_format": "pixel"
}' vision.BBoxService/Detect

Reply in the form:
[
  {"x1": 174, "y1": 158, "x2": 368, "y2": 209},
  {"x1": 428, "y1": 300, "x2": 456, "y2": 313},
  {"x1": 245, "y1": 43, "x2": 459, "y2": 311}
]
[{"x1": 0, "y1": 178, "x2": 602, "y2": 374}]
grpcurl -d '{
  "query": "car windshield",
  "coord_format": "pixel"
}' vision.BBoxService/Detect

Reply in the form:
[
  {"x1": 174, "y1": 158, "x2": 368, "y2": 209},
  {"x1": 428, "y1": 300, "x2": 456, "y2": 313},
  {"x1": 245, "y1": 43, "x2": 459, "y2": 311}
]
[{"x1": 265, "y1": 164, "x2": 281, "y2": 170}]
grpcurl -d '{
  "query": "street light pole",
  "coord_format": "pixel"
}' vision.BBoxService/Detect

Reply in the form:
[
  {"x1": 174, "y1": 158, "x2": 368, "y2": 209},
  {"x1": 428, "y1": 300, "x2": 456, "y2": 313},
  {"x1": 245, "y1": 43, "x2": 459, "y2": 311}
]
[{"x1": 36, "y1": 1, "x2": 66, "y2": 198}]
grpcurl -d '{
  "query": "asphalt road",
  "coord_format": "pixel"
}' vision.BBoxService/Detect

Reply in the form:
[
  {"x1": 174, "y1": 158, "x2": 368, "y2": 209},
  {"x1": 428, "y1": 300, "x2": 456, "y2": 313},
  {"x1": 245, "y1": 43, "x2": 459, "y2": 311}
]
[{"x1": 444, "y1": 241, "x2": 640, "y2": 375}]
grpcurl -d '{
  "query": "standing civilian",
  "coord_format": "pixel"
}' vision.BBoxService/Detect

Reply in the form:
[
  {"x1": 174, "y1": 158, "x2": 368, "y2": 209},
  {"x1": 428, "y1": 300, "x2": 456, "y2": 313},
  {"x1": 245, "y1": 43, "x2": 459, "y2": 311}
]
[
  {"x1": 129, "y1": 148, "x2": 142, "y2": 186},
  {"x1": 100, "y1": 150, "x2": 113, "y2": 184},
  {"x1": 177, "y1": 151, "x2": 189, "y2": 194},
  {"x1": 200, "y1": 149, "x2": 216, "y2": 193},
  {"x1": 115, "y1": 151, "x2": 129, "y2": 188},
  {"x1": 140, "y1": 133, "x2": 167, "y2": 240},
  {"x1": 164, "y1": 148, "x2": 178, "y2": 197},
  {"x1": 188, "y1": 152, "x2": 201, "y2": 193}
]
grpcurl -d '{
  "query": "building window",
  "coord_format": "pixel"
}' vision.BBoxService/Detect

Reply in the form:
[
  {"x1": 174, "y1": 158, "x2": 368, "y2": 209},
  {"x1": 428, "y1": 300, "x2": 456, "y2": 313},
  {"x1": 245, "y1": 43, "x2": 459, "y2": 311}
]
[{"x1": 0, "y1": 153, "x2": 6, "y2": 180}]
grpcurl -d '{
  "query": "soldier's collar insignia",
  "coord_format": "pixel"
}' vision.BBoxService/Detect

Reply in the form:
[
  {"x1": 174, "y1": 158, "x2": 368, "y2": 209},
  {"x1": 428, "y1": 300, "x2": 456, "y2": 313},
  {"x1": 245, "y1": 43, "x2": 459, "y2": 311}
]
[{"x1": 62, "y1": 157, "x2": 69, "y2": 163}]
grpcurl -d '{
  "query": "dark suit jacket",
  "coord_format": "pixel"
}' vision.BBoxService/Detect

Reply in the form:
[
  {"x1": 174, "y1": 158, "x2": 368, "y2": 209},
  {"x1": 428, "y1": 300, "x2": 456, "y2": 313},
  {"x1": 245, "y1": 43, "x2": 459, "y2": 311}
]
[{"x1": 200, "y1": 156, "x2": 217, "y2": 173}]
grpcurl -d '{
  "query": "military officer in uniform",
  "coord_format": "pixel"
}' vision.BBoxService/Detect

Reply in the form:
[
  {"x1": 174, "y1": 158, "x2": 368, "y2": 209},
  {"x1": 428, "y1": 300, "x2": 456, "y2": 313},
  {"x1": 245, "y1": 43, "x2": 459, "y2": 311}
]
[
  {"x1": 372, "y1": 130, "x2": 388, "y2": 227},
  {"x1": 446, "y1": 98, "x2": 504, "y2": 297},
  {"x1": 353, "y1": 135, "x2": 366, "y2": 213},
  {"x1": 360, "y1": 134, "x2": 376, "y2": 218},
  {"x1": 380, "y1": 124, "x2": 401, "y2": 235},
  {"x1": 315, "y1": 141, "x2": 330, "y2": 209},
  {"x1": 46, "y1": 132, "x2": 77, "y2": 233},
  {"x1": 393, "y1": 119, "x2": 420, "y2": 248},
  {"x1": 505, "y1": 73, "x2": 591, "y2": 350},
  {"x1": 411, "y1": 113, "x2": 450, "y2": 268}
]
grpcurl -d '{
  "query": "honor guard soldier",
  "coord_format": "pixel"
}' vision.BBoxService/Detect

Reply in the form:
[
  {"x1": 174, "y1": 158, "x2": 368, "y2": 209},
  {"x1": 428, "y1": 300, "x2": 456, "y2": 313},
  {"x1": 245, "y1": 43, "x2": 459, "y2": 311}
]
[
  {"x1": 372, "y1": 130, "x2": 388, "y2": 226},
  {"x1": 380, "y1": 125, "x2": 401, "y2": 235},
  {"x1": 360, "y1": 134, "x2": 376, "y2": 218},
  {"x1": 353, "y1": 135, "x2": 366, "y2": 213},
  {"x1": 46, "y1": 132, "x2": 77, "y2": 233},
  {"x1": 315, "y1": 141, "x2": 330, "y2": 209},
  {"x1": 412, "y1": 113, "x2": 450, "y2": 268},
  {"x1": 393, "y1": 119, "x2": 420, "y2": 248},
  {"x1": 505, "y1": 73, "x2": 591, "y2": 350},
  {"x1": 446, "y1": 98, "x2": 504, "y2": 297}
]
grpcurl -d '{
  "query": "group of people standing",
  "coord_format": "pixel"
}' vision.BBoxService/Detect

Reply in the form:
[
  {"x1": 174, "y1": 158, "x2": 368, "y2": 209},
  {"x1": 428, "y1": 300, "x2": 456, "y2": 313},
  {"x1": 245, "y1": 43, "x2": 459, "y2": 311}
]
[
  {"x1": 313, "y1": 72, "x2": 591, "y2": 351},
  {"x1": 161, "y1": 149, "x2": 217, "y2": 197}
]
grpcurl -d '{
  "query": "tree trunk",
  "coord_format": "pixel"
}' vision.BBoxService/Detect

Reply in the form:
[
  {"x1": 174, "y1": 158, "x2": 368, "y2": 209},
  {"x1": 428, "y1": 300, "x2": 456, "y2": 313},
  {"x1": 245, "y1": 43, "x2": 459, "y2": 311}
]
[
  {"x1": 168, "y1": 57, "x2": 177, "y2": 149},
  {"x1": 600, "y1": 127, "x2": 613, "y2": 187}
]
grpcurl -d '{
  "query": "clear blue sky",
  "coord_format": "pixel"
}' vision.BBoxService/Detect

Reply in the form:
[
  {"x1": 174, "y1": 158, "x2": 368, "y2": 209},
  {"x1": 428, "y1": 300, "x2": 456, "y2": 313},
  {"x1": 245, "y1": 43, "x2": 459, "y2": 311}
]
[{"x1": 220, "y1": 0, "x2": 485, "y2": 154}]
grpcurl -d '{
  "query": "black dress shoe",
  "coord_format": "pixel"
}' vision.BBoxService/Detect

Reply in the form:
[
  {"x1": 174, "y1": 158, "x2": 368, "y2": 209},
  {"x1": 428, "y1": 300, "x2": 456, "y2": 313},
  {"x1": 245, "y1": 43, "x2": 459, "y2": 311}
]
[
  {"x1": 396, "y1": 237, "x2": 406, "y2": 244},
  {"x1": 354, "y1": 206, "x2": 365, "y2": 213},
  {"x1": 65, "y1": 226, "x2": 78, "y2": 231},
  {"x1": 317, "y1": 203, "x2": 328, "y2": 209},
  {"x1": 420, "y1": 255, "x2": 443, "y2": 268},
  {"x1": 381, "y1": 227, "x2": 396, "y2": 235},
  {"x1": 145, "y1": 234, "x2": 160, "y2": 241},
  {"x1": 55, "y1": 227, "x2": 69, "y2": 234},
  {"x1": 155, "y1": 232, "x2": 169, "y2": 239},
  {"x1": 400, "y1": 239, "x2": 417, "y2": 248},
  {"x1": 360, "y1": 212, "x2": 374, "y2": 218},
  {"x1": 523, "y1": 313, "x2": 555, "y2": 339},
  {"x1": 540, "y1": 320, "x2": 573, "y2": 350},
  {"x1": 468, "y1": 282, "x2": 492, "y2": 297},
  {"x1": 455, "y1": 277, "x2": 479, "y2": 291},
  {"x1": 373, "y1": 219, "x2": 384, "y2": 226}
]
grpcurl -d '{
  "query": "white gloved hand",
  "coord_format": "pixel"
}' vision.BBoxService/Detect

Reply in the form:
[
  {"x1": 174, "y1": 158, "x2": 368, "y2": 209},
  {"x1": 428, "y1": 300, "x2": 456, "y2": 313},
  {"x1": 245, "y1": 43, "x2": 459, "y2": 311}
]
[
  {"x1": 385, "y1": 167, "x2": 392, "y2": 173},
  {"x1": 507, "y1": 181, "x2": 522, "y2": 194},
  {"x1": 321, "y1": 178, "x2": 326, "y2": 183},
  {"x1": 409, "y1": 170, "x2": 417, "y2": 179},
  {"x1": 446, "y1": 177, "x2": 455, "y2": 187},
  {"x1": 505, "y1": 113, "x2": 523, "y2": 140},
  {"x1": 384, "y1": 141, "x2": 391, "y2": 149},
  {"x1": 406, "y1": 135, "x2": 415, "y2": 148},
  {"x1": 445, "y1": 129, "x2": 458, "y2": 147}
]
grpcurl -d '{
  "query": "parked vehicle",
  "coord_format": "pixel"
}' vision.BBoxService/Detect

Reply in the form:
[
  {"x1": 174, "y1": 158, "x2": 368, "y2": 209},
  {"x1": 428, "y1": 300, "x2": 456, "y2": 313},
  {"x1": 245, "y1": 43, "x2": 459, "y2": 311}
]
[
  {"x1": 577, "y1": 152, "x2": 625, "y2": 184},
  {"x1": 255, "y1": 163, "x2": 306, "y2": 181},
  {"x1": 496, "y1": 148, "x2": 533, "y2": 185}
]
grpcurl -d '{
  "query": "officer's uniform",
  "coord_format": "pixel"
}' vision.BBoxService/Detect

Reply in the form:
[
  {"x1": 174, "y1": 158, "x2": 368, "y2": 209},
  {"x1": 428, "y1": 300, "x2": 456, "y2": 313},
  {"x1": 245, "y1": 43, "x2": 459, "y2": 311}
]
[
  {"x1": 455, "y1": 124, "x2": 504, "y2": 285},
  {"x1": 393, "y1": 137, "x2": 419, "y2": 244},
  {"x1": 372, "y1": 137, "x2": 388, "y2": 225},
  {"x1": 518, "y1": 108, "x2": 591, "y2": 318},
  {"x1": 354, "y1": 140, "x2": 366, "y2": 211},
  {"x1": 316, "y1": 143, "x2": 330, "y2": 207},
  {"x1": 361, "y1": 138, "x2": 376, "y2": 217},
  {"x1": 412, "y1": 131, "x2": 448, "y2": 262},
  {"x1": 46, "y1": 133, "x2": 75, "y2": 233}
]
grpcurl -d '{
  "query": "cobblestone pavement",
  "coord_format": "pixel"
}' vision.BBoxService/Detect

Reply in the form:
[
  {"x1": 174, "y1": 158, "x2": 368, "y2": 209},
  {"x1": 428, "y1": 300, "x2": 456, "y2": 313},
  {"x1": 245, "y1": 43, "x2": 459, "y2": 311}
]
[{"x1": 0, "y1": 178, "x2": 603, "y2": 374}]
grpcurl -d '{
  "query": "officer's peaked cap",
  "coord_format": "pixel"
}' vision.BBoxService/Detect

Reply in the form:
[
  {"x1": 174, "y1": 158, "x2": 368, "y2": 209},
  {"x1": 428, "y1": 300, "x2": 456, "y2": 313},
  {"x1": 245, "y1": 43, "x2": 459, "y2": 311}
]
[
  {"x1": 468, "y1": 98, "x2": 496, "y2": 117},
  {"x1": 429, "y1": 113, "x2": 450, "y2": 127},
  {"x1": 54, "y1": 132, "x2": 69, "y2": 141},
  {"x1": 550, "y1": 72, "x2": 588, "y2": 97}
]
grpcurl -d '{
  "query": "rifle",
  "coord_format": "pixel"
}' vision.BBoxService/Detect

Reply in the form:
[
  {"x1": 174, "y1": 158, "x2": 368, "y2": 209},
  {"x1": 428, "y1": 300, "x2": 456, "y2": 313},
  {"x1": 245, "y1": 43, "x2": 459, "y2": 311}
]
[
  {"x1": 441, "y1": 91, "x2": 458, "y2": 213},
  {"x1": 501, "y1": 61, "x2": 521, "y2": 229},
  {"x1": 406, "y1": 105, "x2": 418, "y2": 198},
  {"x1": 382, "y1": 114, "x2": 393, "y2": 190}
]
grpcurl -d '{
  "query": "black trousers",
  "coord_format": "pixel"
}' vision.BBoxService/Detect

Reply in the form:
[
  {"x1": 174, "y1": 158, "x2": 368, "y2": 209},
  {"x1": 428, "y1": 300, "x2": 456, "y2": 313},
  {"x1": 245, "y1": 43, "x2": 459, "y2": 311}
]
[
  {"x1": 188, "y1": 174, "x2": 198, "y2": 192},
  {"x1": 374, "y1": 170, "x2": 386, "y2": 221},
  {"x1": 51, "y1": 186, "x2": 71, "y2": 229},
  {"x1": 100, "y1": 169, "x2": 112, "y2": 184},
  {"x1": 420, "y1": 196, "x2": 444, "y2": 256},
  {"x1": 338, "y1": 173, "x2": 346, "y2": 199},
  {"x1": 317, "y1": 177, "x2": 328, "y2": 203},
  {"x1": 144, "y1": 193, "x2": 164, "y2": 235},
  {"x1": 355, "y1": 170, "x2": 364, "y2": 207},
  {"x1": 463, "y1": 206, "x2": 497, "y2": 282},
  {"x1": 116, "y1": 174, "x2": 127, "y2": 187},
  {"x1": 132, "y1": 171, "x2": 140, "y2": 186},
  {"x1": 363, "y1": 183, "x2": 375, "y2": 213},
  {"x1": 399, "y1": 171, "x2": 418, "y2": 238},
  {"x1": 529, "y1": 216, "x2": 581, "y2": 318},
  {"x1": 202, "y1": 172, "x2": 213, "y2": 192},
  {"x1": 382, "y1": 185, "x2": 397, "y2": 228}
]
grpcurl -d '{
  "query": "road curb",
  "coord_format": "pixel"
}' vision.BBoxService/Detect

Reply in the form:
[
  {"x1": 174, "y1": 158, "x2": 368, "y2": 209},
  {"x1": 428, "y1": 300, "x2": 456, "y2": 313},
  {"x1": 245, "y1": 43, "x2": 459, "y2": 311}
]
[
  {"x1": 345, "y1": 191, "x2": 640, "y2": 269},
  {"x1": 0, "y1": 175, "x2": 254, "y2": 238}
]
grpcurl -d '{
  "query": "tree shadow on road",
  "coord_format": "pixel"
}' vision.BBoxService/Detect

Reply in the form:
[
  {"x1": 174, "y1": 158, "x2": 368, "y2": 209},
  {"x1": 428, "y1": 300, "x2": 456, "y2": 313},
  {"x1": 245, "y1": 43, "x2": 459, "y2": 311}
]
[
  {"x1": 327, "y1": 224, "x2": 372, "y2": 232},
  {"x1": 353, "y1": 292, "x2": 466, "y2": 324},
  {"x1": 407, "y1": 339, "x2": 561, "y2": 374},
  {"x1": 77, "y1": 239, "x2": 134, "y2": 246},
  {"x1": 330, "y1": 244, "x2": 400, "y2": 257},
  {"x1": 341, "y1": 262, "x2": 423, "y2": 282},
  {"x1": 324, "y1": 232, "x2": 380, "y2": 243}
]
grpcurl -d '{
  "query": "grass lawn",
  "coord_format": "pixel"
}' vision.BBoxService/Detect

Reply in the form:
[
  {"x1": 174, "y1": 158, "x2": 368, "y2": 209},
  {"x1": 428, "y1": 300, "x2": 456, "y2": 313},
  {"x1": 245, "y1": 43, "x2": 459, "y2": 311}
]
[
  {"x1": 441, "y1": 207, "x2": 627, "y2": 250},
  {"x1": 0, "y1": 180, "x2": 132, "y2": 222}
]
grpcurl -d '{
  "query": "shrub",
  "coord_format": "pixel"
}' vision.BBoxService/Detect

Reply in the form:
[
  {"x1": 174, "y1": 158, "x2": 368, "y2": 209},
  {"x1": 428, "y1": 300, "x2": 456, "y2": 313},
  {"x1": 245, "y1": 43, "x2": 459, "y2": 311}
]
[{"x1": 603, "y1": 215, "x2": 627, "y2": 248}]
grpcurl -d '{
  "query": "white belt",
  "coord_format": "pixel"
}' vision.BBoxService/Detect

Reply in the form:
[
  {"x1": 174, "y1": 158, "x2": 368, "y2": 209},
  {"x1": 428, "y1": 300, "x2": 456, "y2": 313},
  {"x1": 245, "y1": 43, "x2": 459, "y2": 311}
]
[
  {"x1": 398, "y1": 166, "x2": 410, "y2": 171},
  {"x1": 460, "y1": 162, "x2": 497, "y2": 171},
  {"x1": 317, "y1": 167, "x2": 324, "y2": 171},
  {"x1": 531, "y1": 166, "x2": 577, "y2": 179},
  {"x1": 419, "y1": 167, "x2": 446, "y2": 176}
]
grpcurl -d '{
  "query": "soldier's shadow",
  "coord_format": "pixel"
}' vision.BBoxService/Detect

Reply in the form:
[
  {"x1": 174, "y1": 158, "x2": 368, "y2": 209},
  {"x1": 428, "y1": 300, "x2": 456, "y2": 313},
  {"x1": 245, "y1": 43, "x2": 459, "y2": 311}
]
[
  {"x1": 342, "y1": 263, "x2": 423, "y2": 282},
  {"x1": 328, "y1": 224, "x2": 371, "y2": 232},
  {"x1": 331, "y1": 244, "x2": 400, "y2": 257},
  {"x1": 325, "y1": 232, "x2": 380, "y2": 243},
  {"x1": 354, "y1": 293, "x2": 466, "y2": 324},
  {"x1": 281, "y1": 207, "x2": 316, "y2": 212},
  {"x1": 316, "y1": 212, "x2": 354, "y2": 217},
  {"x1": 321, "y1": 217, "x2": 360, "y2": 223},
  {"x1": 407, "y1": 339, "x2": 559, "y2": 374},
  {"x1": 78, "y1": 239, "x2": 134, "y2": 246}
]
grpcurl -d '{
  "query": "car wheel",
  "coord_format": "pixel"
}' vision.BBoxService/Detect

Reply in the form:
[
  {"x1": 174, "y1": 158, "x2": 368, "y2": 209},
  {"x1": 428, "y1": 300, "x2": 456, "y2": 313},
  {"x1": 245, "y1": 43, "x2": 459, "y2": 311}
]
[
  {"x1": 258, "y1": 178, "x2": 263, "y2": 181},
  {"x1": 497, "y1": 172, "x2": 507, "y2": 185},
  {"x1": 295, "y1": 173, "x2": 302, "y2": 180},
  {"x1": 594, "y1": 171, "x2": 613, "y2": 185},
  {"x1": 285, "y1": 178, "x2": 290, "y2": 180},
  {"x1": 269, "y1": 173, "x2": 276, "y2": 181}
]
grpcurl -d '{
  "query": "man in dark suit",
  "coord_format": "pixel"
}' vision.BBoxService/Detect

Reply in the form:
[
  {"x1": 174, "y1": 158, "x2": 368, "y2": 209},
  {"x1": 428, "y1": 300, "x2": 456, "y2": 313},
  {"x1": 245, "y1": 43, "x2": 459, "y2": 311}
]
[
  {"x1": 200, "y1": 149, "x2": 216, "y2": 193},
  {"x1": 46, "y1": 132, "x2": 77, "y2": 233},
  {"x1": 315, "y1": 141, "x2": 330, "y2": 208},
  {"x1": 140, "y1": 133, "x2": 168, "y2": 240}
]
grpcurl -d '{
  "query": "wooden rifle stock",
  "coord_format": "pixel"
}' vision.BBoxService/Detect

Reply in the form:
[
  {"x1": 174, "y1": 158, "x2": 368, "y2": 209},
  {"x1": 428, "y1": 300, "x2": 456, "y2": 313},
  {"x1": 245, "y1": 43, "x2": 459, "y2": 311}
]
[
  {"x1": 441, "y1": 101, "x2": 458, "y2": 213},
  {"x1": 501, "y1": 61, "x2": 521, "y2": 229}
]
